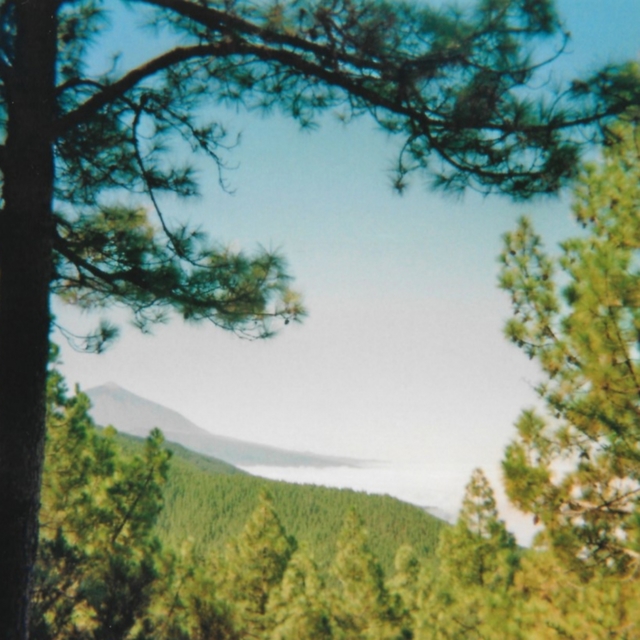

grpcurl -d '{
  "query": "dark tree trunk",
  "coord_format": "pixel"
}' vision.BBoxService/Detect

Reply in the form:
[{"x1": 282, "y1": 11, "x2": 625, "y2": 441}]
[{"x1": 0, "y1": 2, "x2": 57, "y2": 638}]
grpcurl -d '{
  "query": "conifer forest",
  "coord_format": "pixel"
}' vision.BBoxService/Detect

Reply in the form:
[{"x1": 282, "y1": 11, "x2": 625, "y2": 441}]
[{"x1": 1, "y1": 0, "x2": 640, "y2": 637}]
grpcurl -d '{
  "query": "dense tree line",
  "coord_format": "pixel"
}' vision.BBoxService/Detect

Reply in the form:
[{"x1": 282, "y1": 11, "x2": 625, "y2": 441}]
[
  {"x1": 155, "y1": 454, "x2": 444, "y2": 573},
  {"x1": 104, "y1": 422, "x2": 445, "y2": 572}
]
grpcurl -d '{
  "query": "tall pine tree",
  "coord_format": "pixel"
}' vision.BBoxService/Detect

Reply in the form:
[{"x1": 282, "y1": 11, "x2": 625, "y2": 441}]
[
  {"x1": 217, "y1": 491, "x2": 296, "y2": 637},
  {"x1": 267, "y1": 547, "x2": 333, "y2": 640},
  {"x1": 414, "y1": 470, "x2": 518, "y2": 640},
  {"x1": 499, "y1": 120, "x2": 640, "y2": 577},
  {"x1": 329, "y1": 510, "x2": 403, "y2": 640},
  {"x1": 31, "y1": 360, "x2": 171, "y2": 639}
]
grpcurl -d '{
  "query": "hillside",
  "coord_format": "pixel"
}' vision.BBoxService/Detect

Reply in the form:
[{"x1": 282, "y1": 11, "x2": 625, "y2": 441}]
[
  {"x1": 114, "y1": 430, "x2": 446, "y2": 574},
  {"x1": 88, "y1": 383, "x2": 368, "y2": 467}
]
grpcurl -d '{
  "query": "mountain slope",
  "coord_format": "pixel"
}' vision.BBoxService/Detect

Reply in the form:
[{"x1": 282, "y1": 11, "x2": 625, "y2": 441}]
[
  {"x1": 159, "y1": 467, "x2": 447, "y2": 573},
  {"x1": 111, "y1": 430, "x2": 446, "y2": 573},
  {"x1": 86, "y1": 383, "x2": 366, "y2": 467}
]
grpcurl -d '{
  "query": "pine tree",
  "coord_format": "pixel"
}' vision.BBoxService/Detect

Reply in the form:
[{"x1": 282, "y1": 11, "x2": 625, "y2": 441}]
[
  {"x1": 31, "y1": 361, "x2": 171, "y2": 639},
  {"x1": 267, "y1": 547, "x2": 334, "y2": 640},
  {"x1": 414, "y1": 470, "x2": 518, "y2": 640},
  {"x1": 387, "y1": 545, "x2": 424, "y2": 639},
  {"x1": 144, "y1": 542, "x2": 240, "y2": 640},
  {"x1": 329, "y1": 510, "x2": 403, "y2": 640},
  {"x1": 499, "y1": 120, "x2": 640, "y2": 577},
  {"x1": 507, "y1": 548, "x2": 640, "y2": 639},
  {"x1": 440, "y1": 469, "x2": 517, "y2": 589},
  {"x1": 217, "y1": 491, "x2": 296, "y2": 637}
]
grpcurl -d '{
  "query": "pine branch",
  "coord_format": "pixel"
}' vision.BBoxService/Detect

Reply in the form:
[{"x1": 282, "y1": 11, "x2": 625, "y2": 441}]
[
  {"x1": 52, "y1": 41, "x2": 240, "y2": 137},
  {"x1": 142, "y1": 0, "x2": 629, "y2": 133},
  {"x1": 140, "y1": 0, "x2": 388, "y2": 74},
  {"x1": 53, "y1": 228, "x2": 300, "y2": 333}
]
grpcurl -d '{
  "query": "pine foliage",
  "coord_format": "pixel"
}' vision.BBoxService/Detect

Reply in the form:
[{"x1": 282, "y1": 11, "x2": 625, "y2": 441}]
[
  {"x1": 5, "y1": 0, "x2": 640, "y2": 634},
  {"x1": 267, "y1": 548, "x2": 333, "y2": 640},
  {"x1": 414, "y1": 470, "x2": 518, "y2": 640},
  {"x1": 35, "y1": 340, "x2": 640, "y2": 638},
  {"x1": 216, "y1": 491, "x2": 296, "y2": 636},
  {"x1": 33, "y1": 363, "x2": 171, "y2": 639},
  {"x1": 329, "y1": 510, "x2": 404, "y2": 639},
  {"x1": 499, "y1": 121, "x2": 640, "y2": 577},
  {"x1": 154, "y1": 456, "x2": 445, "y2": 572}
]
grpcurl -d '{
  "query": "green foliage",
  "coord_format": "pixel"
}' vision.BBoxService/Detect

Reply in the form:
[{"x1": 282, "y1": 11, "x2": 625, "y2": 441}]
[
  {"x1": 3, "y1": 3, "x2": 640, "y2": 632},
  {"x1": 32, "y1": 365, "x2": 449, "y2": 638},
  {"x1": 507, "y1": 550, "x2": 640, "y2": 639},
  {"x1": 32, "y1": 368, "x2": 171, "y2": 639},
  {"x1": 35, "y1": 0, "x2": 635, "y2": 352},
  {"x1": 438, "y1": 469, "x2": 517, "y2": 589},
  {"x1": 216, "y1": 491, "x2": 297, "y2": 636},
  {"x1": 34, "y1": 360, "x2": 640, "y2": 639},
  {"x1": 54, "y1": 205, "x2": 305, "y2": 342},
  {"x1": 155, "y1": 460, "x2": 445, "y2": 573},
  {"x1": 110, "y1": 537, "x2": 240, "y2": 640},
  {"x1": 414, "y1": 470, "x2": 518, "y2": 640},
  {"x1": 31, "y1": 0, "x2": 634, "y2": 352},
  {"x1": 267, "y1": 548, "x2": 334, "y2": 640},
  {"x1": 32, "y1": 370, "x2": 264, "y2": 639},
  {"x1": 329, "y1": 510, "x2": 405, "y2": 639},
  {"x1": 499, "y1": 121, "x2": 640, "y2": 577},
  {"x1": 388, "y1": 544, "x2": 422, "y2": 619}
]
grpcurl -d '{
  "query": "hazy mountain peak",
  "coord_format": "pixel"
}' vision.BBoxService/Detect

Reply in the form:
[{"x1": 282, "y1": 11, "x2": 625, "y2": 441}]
[{"x1": 85, "y1": 383, "x2": 366, "y2": 468}]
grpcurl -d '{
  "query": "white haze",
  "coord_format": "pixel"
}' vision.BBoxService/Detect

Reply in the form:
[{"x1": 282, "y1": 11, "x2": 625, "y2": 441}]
[{"x1": 240, "y1": 462, "x2": 540, "y2": 546}]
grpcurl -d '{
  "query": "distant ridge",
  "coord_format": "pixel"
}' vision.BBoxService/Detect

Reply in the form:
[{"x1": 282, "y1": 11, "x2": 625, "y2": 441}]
[{"x1": 86, "y1": 383, "x2": 367, "y2": 468}]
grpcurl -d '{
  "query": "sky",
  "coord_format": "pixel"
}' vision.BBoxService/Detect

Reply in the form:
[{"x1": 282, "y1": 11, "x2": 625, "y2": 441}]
[{"x1": 54, "y1": 0, "x2": 640, "y2": 538}]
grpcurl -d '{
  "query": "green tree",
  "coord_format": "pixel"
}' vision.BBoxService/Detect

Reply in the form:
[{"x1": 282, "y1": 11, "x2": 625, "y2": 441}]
[
  {"x1": 415, "y1": 469, "x2": 518, "y2": 639},
  {"x1": 31, "y1": 361, "x2": 171, "y2": 639},
  {"x1": 387, "y1": 544, "x2": 422, "y2": 625},
  {"x1": 499, "y1": 120, "x2": 640, "y2": 577},
  {"x1": 507, "y1": 548, "x2": 640, "y2": 639},
  {"x1": 217, "y1": 491, "x2": 296, "y2": 637},
  {"x1": 329, "y1": 510, "x2": 403, "y2": 639},
  {"x1": 439, "y1": 469, "x2": 517, "y2": 589},
  {"x1": 1, "y1": 0, "x2": 638, "y2": 635},
  {"x1": 267, "y1": 547, "x2": 334, "y2": 640},
  {"x1": 388, "y1": 544, "x2": 422, "y2": 638},
  {"x1": 143, "y1": 542, "x2": 240, "y2": 640}
]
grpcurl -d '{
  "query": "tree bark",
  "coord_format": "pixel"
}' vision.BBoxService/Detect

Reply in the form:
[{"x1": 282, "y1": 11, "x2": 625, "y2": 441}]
[{"x1": 0, "y1": 2, "x2": 57, "y2": 638}]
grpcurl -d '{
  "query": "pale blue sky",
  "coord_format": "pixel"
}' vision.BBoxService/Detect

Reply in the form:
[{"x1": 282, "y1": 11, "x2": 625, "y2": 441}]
[{"x1": 55, "y1": 1, "x2": 640, "y2": 530}]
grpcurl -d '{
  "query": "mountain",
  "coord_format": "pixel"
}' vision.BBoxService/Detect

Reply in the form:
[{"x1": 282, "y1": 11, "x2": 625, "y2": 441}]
[{"x1": 86, "y1": 383, "x2": 366, "y2": 468}]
